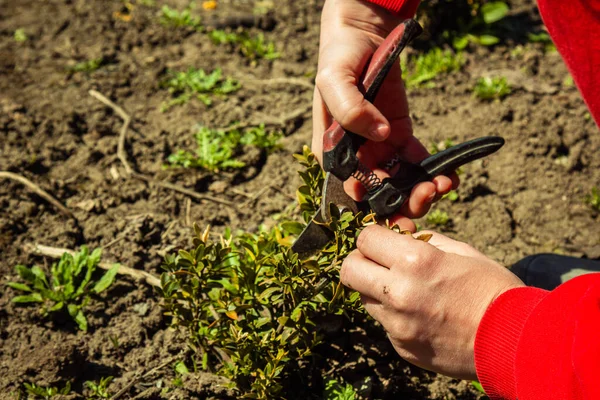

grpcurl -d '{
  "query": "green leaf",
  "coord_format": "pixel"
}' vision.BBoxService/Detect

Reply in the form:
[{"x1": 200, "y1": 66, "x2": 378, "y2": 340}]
[
  {"x1": 31, "y1": 265, "x2": 49, "y2": 287},
  {"x1": 472, "y1": 381, "x2": 486, "y2": 394},
  {"x1": 6, "y1": 282, "x2": 32, "y2": 292},
  {"x1": 452, "y1": 35, "x2": 470, "y2": 50},
  {"x1": 481, "y1": 1, "x2": 509, "y2": 24},
  {"x1": 92, "y1": 264, "x2": 119, "y2": 294},
  {"x1": 280, "y1": 221, "x2": 304, "y2": 235},
  {"x1": 15, "y1": 265, "x2": 37, "y2": 283},
  {"x1": 68, "y1": 304, "x2": 88, "y2": 331},
  {"x1": 478, "y1": 34, "x2": 500, "y2": 46},
  {"x1": 175, "y1": 361, "x2": 190, "y2": 375},
  {"x1": 12, "y1": 293, "x2": 43, "y2": 303}
]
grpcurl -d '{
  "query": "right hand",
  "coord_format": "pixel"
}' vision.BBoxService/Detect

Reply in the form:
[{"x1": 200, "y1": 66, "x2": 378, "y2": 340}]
[{"x1": 313, "y1": 0, "x2": 457, "y2": 229}]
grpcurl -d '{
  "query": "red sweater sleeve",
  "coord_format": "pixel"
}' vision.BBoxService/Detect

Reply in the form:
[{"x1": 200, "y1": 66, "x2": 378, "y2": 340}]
[{"x1": 475, "y1": 274, "x2": 600, "y2": 399}]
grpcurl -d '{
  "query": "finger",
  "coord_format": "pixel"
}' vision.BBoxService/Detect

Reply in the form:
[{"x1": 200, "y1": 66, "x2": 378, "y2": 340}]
[
  {"x1": 312, "y1": 87, "x2": 332, "y2": 164},
  {"x1": 418, "y1": 230, "x2": 486, "y2": 259},
  {"x1": 385, "y1": 214, "x2": 417, "y2": 232},
  {"x1": 357, "y1": 224, "x2": 433, "y2": 267},
  {"x1": 400, "y1": 181, "x2": 437, "y2": 219},
  {"x1": 361, "y1": 293, "x2": 386, "y2": 321},
  {"x1": 340, "y1": 250, "x2": 391, "y2": 303},
  {"x1": 316, "y1": 42, "x2": 391, "y2": 141}
]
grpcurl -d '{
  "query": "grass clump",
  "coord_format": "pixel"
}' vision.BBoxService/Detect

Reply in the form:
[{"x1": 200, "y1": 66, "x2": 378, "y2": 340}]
[
  {"x1": 474, "y1": 76, "x2": 511, "y2": 100},
  {"x1": 160, "y1": 68, "x2": 240, "y2": 111},
  {"x1": 402, "y1": 48, "x2": 463, "y2": 88},
  {"x1": 585, "y1": 187, "x2": 600, "y2": 212},
  {"x1": 208, "y1": 30, "x2": 280, "y2": 60},
  {"x1": 7, "y1": 246, "x2": 119, "y2": 331},
  {"x1": 14, "y1": 28, "x2": 28, "y2": 43},
  {"x1": 167, "y1": 124, "x2": 282, "y2": 172},
  {"x1": 160, "y1": 5, "x2": 201, "y2": 29},
  {"x1": 426, "y1": 208, "x2": 450, "y2": 226},
  {"x1": 159, "y1": 147, "x2": 371, "y2": 399}
]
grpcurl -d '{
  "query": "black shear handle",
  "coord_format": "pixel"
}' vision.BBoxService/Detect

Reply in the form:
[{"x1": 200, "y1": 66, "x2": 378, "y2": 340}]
[{"x1": 366, "y1": 136, "x2": 505, "y2": 217}]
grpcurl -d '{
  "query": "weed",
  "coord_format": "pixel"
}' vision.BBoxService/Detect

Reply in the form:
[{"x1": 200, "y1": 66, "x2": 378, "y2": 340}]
[
  {"x1": 85, "y1": 376, "x2": 113, "y2": 399},
  {"x1": 160, "y1": 68, "x2": 240, "y2": 111},
  {"x1": 167, "y1": 125, "x2": 281, "y2": 172},
  {"x1": 7, "y1": 246, "x2": 119, "y2": 331},
  {"x1": 429, "y1": 138, "x2": 455, "y2": 155},
  {"x1": 451, "y1": 1, "x2": 510, "y2": 50},
  {"x1": 324, "y1": 379, "x2": 357, "y2": 400},
  {"x1": 159, "y1": 147, "x2": 371, "y2": 399},
  {"x1": 22, "y1": 382, "x2": 71, "y2": 399},
  {"x1": 585, "y1": 187, "x2": 600, "y2": 212},
  {"x1": 69, "y1": 58, "x2": 104, "y2": 73},
  {"x1": 402, "y1": 48, "x2": 463, "y2": 88},
  {"x1": 442, "y1": 190, "x2": 459, "y2": 202},
  {"x1": 160, "y1": 5, "x2": 201, "y2": 29},
  {"x1": 426, "y1": 209, "x2": 450, "y2": 226},
  {"x1": 474, "y1": 76, "x2": 511, "y2": 100},
  {"x1": 208, "y1": 30, "x2": 280, "y2": 60},
  {"x1": 14, "y1": 28, "x2": 28, "y2": 43},
  {"x1": 527, "y1": 31, "x2": 557, "y2": 52}
]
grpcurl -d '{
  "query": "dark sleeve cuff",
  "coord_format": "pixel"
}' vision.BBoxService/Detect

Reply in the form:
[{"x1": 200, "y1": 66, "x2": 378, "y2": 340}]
[
  {"x1": 365, "y1": 0, "x2": 420, "y2": 18},
  {"x1": 474, "y1": 286, "x2": 549, "y2": 399}
]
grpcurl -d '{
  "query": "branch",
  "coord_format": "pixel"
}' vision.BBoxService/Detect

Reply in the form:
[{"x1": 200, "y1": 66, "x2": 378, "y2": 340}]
[{"x1": 0, "y1": 171, "x2": 74, "y2": 218}]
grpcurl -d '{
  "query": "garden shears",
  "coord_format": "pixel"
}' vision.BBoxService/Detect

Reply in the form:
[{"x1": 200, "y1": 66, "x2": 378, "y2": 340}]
[{"x1": 292, "y1": 19, "x2": 505, "y2": 258}]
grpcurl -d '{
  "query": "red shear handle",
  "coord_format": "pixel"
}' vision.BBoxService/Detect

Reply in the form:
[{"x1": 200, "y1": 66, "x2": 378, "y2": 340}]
[{"x1": 322, "y1": 19, "x2": 422, "y2": 180}]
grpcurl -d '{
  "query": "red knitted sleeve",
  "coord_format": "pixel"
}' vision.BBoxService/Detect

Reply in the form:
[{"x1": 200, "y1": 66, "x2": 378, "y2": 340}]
[
  {"x1": 475, "y1": 274, "x2": 600, "y2": 399},
  {"x1": 365, "y1": 0, "x2": 420, "y2": 18}
]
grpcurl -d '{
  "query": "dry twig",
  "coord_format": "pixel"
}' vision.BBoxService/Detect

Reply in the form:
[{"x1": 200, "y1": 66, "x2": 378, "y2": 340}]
[
  {"x1": 30, "y1": 244, "x2": 161, "y2": 287},
  {"x1": 88, "y1": 90, "x2": 236, "y2": 210},
  {"x1": 222, "y1": 103, "x2": 312, "y2": 133},
  {"x1": 0, "y1": 171, "x2": 74, "y2": 218}
]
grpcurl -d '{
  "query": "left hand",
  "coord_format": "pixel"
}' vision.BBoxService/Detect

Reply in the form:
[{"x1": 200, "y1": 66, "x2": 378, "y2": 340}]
[{"x1": 340, "y1": 225, "x2": 524, "y2": 380}]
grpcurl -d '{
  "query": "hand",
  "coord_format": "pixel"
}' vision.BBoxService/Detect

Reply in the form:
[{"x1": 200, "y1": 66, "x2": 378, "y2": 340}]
[
  {"x1": 313, "y1": 0, "x2": 457, "y2": 229},
  {"x1": 340, "y1": 225, "x2": 524, "y2": 380}
]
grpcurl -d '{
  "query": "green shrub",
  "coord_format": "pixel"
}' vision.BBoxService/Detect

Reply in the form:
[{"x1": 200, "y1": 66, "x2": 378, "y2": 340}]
[
  {"x1": 21, "y1": 382, "x2": 71, "y2": 399},
  {"x1": 7, "y1": 246, "x2": 119, "y2": 331}
]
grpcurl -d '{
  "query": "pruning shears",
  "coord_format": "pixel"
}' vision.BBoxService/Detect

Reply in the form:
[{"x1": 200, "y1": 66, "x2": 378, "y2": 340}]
[{"x1": 292, "y1": 19, "x2": 504, "y2": 258}]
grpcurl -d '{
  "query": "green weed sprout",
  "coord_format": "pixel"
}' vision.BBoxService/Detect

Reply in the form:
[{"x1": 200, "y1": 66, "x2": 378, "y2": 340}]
[
  {"x1": 324, "y1": 379, "x2": 357, "y2": 400},
  {"x1": 14, "y1": 28, "x2": 28, "y2": 43},
  {"x1": 85, "y1": 376, "x2": 113, "y2": 399},
  {"x1": 160, "y1": 5, "x2": 201, "y2": 29},
  {"x1": 426, "y1": 209, "x2": 450, "y2": 226},
  {"x1": 160, "y1": 68, "x2": 240, "y2": 111},
  {"x1": 22, "y1": 382, "x2": 71, "y2": 399},
  {"x1": 474, "y1": 76, "x2": 511, "y2": 100},
  {"x1": 208, "y1": 30, "x2": 280, "y2": 60},
  {"x1": 167, "y1": 125, "x2": 281, "y2": 172},
  {"x1": 585, "y1": 187, "x2": 600, "y2": 211},
  {"x1": 69, "y1": 58, "x2": 104, "y2": 73},
  {"x1": 159, "y1": 146, "x2": 370, "y2": 399},
  {"x1": 402, "y1": 48, "x2": 463, "y2": 88},
  {"x1": 7, "y1": 246, "x2": 119, "y2": 331}
]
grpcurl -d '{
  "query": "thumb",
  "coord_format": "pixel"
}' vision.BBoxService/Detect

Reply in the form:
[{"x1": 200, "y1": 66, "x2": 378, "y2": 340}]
[{"x1": 315, "y1": 39, "x2": 390, "y2": 142}]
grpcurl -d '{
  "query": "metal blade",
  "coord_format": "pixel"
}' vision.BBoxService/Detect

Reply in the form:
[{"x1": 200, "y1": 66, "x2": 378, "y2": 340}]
[
  {"x1": 291, "y1": 172, "x2": 361, "y2": 258},
  {"x1": 290, "y1": 207, "x2": 334, "y2": 259}
]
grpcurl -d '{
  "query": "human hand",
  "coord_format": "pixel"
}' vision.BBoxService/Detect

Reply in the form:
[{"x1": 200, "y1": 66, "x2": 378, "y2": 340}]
[
  {"x1": 340, "y1": 225, "x2": 524, "y2": 380},
  {"x1": 313, "y1": 0, "x2": 457, "y2": 229}
]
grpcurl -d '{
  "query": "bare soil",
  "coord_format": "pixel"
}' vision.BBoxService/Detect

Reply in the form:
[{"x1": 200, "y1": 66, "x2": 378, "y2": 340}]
[{"x1": 1, "y1": 0, "x2": 599, "y2": 399}]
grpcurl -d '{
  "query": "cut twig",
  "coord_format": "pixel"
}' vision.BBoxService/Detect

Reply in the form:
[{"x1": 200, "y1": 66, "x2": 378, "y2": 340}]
[
  {"x1": 0, "y1": 171, "x2": 74, "y2": 218},
  {"x1": 88, "y1": 90, "x2": 236, "y2": 210},
  {"x1": 89, "y1": 90, "x2": 133, "y2": 175},
  {"x1": 30, "y1": 244, "x2": 161, "y2": 287}
]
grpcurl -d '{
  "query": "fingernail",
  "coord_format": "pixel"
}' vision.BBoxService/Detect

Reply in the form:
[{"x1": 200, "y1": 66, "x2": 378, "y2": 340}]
[
  {"x1": 427, "y1": 191, "x2": 436, "y2": 203},
  {"x1": 370, "y1": 123, "x2": 389, "y2": 140}
]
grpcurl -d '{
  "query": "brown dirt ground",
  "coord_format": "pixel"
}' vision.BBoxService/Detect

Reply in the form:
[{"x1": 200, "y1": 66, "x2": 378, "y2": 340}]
[{"x1": 1, "y1": 0, "x2": 599, "y2": 399}]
